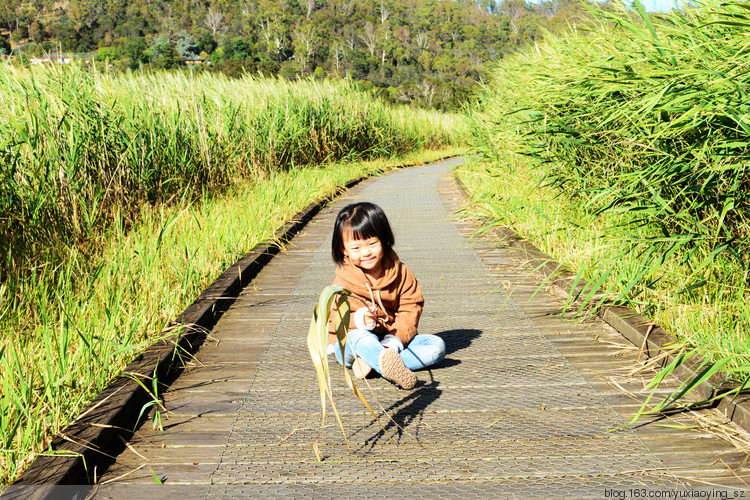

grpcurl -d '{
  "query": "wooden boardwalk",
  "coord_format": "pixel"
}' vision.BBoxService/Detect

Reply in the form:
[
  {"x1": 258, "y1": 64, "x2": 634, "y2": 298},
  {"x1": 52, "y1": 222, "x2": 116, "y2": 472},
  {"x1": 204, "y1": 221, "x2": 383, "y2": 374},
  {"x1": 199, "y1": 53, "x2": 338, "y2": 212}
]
[{"x1": 88, "y1": 159, "x2": 749, "y2": 498}]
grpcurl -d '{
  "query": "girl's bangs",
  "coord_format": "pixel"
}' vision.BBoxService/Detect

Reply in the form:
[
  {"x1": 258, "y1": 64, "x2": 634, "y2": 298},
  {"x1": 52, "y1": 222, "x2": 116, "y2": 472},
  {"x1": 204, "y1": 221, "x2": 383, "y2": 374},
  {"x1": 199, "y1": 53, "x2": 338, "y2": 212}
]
[{"x1": 341, "y1": 217, "x2": 378, "y2": 241}]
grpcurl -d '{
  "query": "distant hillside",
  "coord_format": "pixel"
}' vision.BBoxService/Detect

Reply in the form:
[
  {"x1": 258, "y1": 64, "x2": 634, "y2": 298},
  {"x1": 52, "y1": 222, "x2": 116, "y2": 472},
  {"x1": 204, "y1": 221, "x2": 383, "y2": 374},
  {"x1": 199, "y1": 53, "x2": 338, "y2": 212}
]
[{"x1": 0, "y1": 0, "x2": 597, "y2": 109}]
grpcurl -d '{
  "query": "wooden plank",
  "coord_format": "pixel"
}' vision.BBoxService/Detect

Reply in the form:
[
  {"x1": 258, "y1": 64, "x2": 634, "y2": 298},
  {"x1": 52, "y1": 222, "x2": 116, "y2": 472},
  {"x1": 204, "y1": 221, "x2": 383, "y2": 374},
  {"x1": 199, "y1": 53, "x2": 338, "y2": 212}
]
[
  {"x1": 165, "y1": 370, "x2": 254, "y2": 387},
  {"x1": 192, "y1": 346, "x2": 267, "y2": 364},
  {"x1": 163, "y1": 388, "x2": 247, "y2": 405},
  {"x1": 106, "y1": 444, "x2": 225, "y2": 465},
  {"x1": 128, "y1": 431, "x2": 231, "y2": 448},
  {"x1": 84, "y1": 484, "x2": 211, "y2": 499},
  {"x1": 178, "y1": 361, "x2": 259, "y2": 375},
  {"x1": 98, "y1": 462, "x2": 217, "y2": 485},
  {"x1": 191, "y1": 338, "x2": 272, "y2": 351},
  {"x1": 167, "y1": 378, "x2": 256, "y2": 395},
  {"x1": 161, "y1": 395, "x2": 245, "y2": 418}
]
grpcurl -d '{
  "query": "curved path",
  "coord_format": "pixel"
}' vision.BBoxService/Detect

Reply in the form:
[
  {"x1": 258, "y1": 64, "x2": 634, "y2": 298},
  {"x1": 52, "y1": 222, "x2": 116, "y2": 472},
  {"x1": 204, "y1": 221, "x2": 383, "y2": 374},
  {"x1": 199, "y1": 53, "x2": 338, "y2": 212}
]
[{"x1": 94, "y1": 159, "x2": 750, "y2": 497}]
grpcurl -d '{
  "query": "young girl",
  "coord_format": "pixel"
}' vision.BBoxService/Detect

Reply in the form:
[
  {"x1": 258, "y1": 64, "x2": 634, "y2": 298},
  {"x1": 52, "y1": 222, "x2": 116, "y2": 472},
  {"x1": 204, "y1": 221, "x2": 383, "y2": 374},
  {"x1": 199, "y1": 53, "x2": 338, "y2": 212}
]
[{"x1": 327, "y1": 201, "x2": 446, "y2": 390}]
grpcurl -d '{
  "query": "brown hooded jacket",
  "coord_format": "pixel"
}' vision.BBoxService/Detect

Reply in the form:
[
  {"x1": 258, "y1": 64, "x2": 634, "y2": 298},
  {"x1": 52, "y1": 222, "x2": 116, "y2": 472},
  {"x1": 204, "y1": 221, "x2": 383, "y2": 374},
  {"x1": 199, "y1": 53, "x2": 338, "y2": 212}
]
[{"x1": 327, "y1": 250, "x2": 423, "y2": 346}]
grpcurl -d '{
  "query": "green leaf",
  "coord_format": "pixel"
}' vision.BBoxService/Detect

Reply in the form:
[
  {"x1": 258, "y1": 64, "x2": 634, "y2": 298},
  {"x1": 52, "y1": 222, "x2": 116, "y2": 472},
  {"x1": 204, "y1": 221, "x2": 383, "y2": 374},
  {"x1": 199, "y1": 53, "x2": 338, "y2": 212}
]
[{"x1": 151, "y1": 470, "x2": 163, "y2": 485}]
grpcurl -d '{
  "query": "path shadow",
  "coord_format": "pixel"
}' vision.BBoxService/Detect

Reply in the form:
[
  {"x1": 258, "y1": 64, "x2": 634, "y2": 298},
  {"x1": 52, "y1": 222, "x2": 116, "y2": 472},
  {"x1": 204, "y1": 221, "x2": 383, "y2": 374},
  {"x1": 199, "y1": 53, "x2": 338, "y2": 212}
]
[
  {"x1": 434, "y1": 328, "x2": 482, "y2": 357},
  {"x1": 346, "y1": 380, "x2": 443, "y2": 455},
  {"x1": 343, "y1": 330, "x2": 482, "y2": 455},
  {"x1": 319, "y1": 329, "x2": 483, "y2": 459}
]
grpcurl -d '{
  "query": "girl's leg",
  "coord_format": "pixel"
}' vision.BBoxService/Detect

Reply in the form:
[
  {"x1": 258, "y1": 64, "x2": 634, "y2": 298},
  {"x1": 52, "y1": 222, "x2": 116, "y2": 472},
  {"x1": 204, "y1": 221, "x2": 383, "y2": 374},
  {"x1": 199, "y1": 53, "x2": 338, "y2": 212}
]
[
  {"x1": 334, "y1": 329, "x2": 418, "y2": 389},
  {"x1": 401, "y1": 334, "x2": 446, "y2": 371},
  {"x1": 334, "y1": 329, "x2": 384, "y2": 374},
  {"x1": 333, "y1": 334, "x2": 356, "y2": 367}
]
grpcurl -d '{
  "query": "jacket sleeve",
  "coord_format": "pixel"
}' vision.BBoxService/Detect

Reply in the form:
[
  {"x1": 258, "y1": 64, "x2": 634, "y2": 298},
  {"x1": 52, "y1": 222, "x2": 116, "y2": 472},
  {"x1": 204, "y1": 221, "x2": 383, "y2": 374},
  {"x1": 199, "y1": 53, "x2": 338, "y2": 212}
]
[{"x1": 386, "y1": 265, "x2": 424, "y2": 345}]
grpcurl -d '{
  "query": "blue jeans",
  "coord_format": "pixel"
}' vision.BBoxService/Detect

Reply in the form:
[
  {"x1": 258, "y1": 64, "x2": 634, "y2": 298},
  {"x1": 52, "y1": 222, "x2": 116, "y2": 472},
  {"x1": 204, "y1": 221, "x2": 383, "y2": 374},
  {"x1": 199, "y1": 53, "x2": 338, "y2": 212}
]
[{"x1": 334, "y1": 329, "x2": 446, "y2": 375}]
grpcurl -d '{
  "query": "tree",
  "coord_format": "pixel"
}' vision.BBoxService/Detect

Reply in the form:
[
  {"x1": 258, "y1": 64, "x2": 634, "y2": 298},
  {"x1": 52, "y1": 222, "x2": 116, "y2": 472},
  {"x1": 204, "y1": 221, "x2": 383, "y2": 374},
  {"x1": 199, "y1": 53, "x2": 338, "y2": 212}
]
[
  {"x1": 379, "y1": 2, "x2": 389, "y2": 24},
  {"x1": 279, "y1": 59, "x2": 301, "y2": 79},
  {"x1": 330, "y1": 42, "x2": 344, "y2": 74},
  {"x1": 230, "y1": 37, "x2": 250, "y2": 59},
  {"x1": 0, "y1": 35, "x2": 10, "y2": 55},
  {"x1": 417, "y1": 50, "x2": 431, "y2": 72},
  {"x1": 96, "y1": 45, "x2": 117, "y2": 60},
  {"x1": 304, "y1": 0, "x2": 316, "y2": 19},
  {"x1": 0, "y1": 0, "x2": 21, "y2": 32},
  {"x1": 67, "y1": 0, "x2": 90, "y2": 32},
  {"x1": 160, "y1": 43, "x2": 178, "y2": 68},
  {"x1": 177, "y1": 33, "x2": 199, "y2": 59},
  {"x1": 47, "y1": 19, "x2": 78, "y2": 50},
  {"x1": 28, "y1": 20, "x2": 43, "y2": 42},
  {"x1": 259, "y1": 18, "x2": 288, "y2": 63},
  {"x1": 152, "y1": 38, "x2": 178, "y2": 68},
  {"x1": 432, "y1": 54, "x2": 451, "y2": 73},
  {"x1": 124, "y1": 36, "x2": 148, "y2": 69},
  {"x1": 293, "y1": 26, "x2": 317, "y2": 71},
  {"x1": 336, "y1": 0, "x2": 355, "y2": 16},
  {"x1": 359, "y1": 21, "x2": 376, "y2": 55},
  {"x1": 196, "y1": 30, "x2": 217, "y2": 54},
  {"x1": 414, "y1": 31, "x2": 429, "y2": 50},
  {"x1": 2, "y1": 0, "x2": 581, "y2": 109},
  {"x1": 205, "y1": 8, "x2": 224, "y2": 37},
  {"x1": 498, "y1": 0, "x2": 531, "y2": 33}
]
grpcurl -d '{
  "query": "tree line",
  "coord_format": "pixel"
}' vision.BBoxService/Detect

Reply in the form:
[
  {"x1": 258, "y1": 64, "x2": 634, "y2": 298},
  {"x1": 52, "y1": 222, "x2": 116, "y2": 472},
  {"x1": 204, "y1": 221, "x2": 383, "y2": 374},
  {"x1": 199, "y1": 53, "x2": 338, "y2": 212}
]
[{"x1": 0, "y1": 0, "x2": 600, "y2": 110}]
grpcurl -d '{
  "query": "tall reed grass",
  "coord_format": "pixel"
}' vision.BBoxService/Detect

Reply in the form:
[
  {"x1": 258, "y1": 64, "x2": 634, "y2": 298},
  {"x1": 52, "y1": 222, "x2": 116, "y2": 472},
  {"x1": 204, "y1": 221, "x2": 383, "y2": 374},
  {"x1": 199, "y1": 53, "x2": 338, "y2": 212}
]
[
  {"x1": 0, "y1": 62, "x2": 462, "y2": 486},
  {"x1": 461, "y1": 0, "x2": 750, "y2": 395},
  {"x1": 1, "y1": 65, "x2": 456, "y2": 286}
]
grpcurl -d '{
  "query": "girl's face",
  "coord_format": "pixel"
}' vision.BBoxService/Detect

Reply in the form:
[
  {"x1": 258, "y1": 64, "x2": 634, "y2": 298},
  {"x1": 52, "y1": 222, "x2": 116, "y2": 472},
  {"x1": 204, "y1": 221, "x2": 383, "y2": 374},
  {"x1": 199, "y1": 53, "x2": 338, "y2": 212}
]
[{"x1": 342, "y1": 233, "x2": 384, "y2": 275}]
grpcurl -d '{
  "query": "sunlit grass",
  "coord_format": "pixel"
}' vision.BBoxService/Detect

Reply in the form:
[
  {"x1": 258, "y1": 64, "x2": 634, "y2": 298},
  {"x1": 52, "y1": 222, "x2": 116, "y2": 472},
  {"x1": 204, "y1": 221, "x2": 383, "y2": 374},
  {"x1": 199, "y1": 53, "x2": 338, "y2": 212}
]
[
  {"x1": 459, "y1": 156, "x2": 750, "y2": 368},
  {"x1": 0, "y1": 63, "x2": 462, "y2": 285},
  {"x1": 0, "y1": 148, "x2": 461, "y2": 486},
  {"x1": 458, "y1": 0, "x2": 750, "y2": 403}
]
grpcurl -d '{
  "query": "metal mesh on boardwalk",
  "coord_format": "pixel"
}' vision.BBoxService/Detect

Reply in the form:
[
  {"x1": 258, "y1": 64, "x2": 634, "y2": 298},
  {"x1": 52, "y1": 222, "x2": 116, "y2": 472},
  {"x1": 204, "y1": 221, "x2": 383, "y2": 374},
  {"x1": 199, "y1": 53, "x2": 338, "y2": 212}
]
[{"x1": 206, "y1": 163, "x2": 680, "y2": 497}]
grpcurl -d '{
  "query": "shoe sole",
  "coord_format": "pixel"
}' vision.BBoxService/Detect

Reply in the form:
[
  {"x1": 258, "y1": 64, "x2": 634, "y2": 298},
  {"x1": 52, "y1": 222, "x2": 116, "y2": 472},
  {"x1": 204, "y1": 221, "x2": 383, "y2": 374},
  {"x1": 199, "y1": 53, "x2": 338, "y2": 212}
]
[{"x1": 379, "y1": 348, "x2": 416, "y2": 389}]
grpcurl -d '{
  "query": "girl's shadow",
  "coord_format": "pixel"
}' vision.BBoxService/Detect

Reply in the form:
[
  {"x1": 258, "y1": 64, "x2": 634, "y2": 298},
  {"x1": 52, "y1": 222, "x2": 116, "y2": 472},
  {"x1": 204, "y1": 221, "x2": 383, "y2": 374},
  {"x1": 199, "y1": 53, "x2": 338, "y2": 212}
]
[
  {"x1": 352, "y1": 328, "x2": 482, "y2": 451},
  {"x1": 435, "y1": 328, "x2": 482, "y2": 367}
]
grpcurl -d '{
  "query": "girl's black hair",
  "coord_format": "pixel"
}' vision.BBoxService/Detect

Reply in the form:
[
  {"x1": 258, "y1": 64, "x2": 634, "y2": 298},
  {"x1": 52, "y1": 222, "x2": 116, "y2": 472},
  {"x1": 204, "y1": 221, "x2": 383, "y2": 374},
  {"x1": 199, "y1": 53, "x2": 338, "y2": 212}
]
[{"x1": 332, "y1": 202, "x2": 395, "y2": 266}]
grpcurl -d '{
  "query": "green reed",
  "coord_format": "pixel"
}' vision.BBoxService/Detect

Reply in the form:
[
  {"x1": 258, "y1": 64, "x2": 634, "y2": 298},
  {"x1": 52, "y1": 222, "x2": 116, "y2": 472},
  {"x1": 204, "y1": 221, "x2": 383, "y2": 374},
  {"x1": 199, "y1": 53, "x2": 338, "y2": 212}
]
[
  {"x1": 0, "y1": 149, "x2": 463, "y2": 486},
  {"x1": 1, "y1": 66, "x2": 456, "y2": 283},
  {"x1": 460, "y1": 0, "x2": 750, "y2": 406}
]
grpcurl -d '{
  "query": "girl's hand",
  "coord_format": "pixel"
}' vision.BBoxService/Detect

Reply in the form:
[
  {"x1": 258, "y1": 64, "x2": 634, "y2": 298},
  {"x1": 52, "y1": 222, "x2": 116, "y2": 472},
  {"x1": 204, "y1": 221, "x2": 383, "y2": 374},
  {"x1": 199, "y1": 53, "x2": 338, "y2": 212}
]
[
  {"x1": 354, "y1": 307, "x2": 383, "y2": 330},
  {"x1": 363, "y1": 306, "x2": 378, "y2": 328},
  {"x1": 354, "y1": 307, "x2": 377, "y2": 331}
]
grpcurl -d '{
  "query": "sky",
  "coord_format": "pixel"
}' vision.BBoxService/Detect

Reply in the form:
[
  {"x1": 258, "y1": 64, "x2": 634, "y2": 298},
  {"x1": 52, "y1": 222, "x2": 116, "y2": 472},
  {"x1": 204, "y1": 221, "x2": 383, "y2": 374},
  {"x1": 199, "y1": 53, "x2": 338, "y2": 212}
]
[
  {"x1": 640, "y1": 0, "x2": 680, "y2": 12},
  {"x1": 528, "y1": 0, "x2": 682, "y2": 13}
]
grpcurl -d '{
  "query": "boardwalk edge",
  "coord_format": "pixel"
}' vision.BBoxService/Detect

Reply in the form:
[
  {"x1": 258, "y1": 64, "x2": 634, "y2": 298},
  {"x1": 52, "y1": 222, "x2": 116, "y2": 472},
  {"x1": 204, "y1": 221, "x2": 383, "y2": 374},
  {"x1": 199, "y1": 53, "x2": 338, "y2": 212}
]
[
  {"x1": 452, "y1": 173, "x2": 750, "y2": 434},
  {"x1": 7, "y1": 154, "x2": 456, "y2": 492}
]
